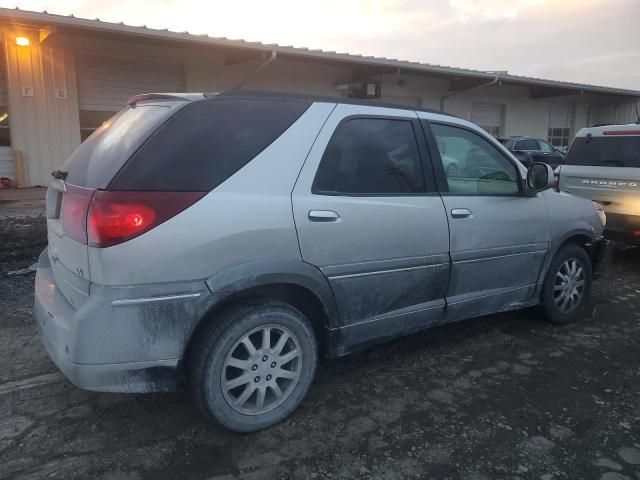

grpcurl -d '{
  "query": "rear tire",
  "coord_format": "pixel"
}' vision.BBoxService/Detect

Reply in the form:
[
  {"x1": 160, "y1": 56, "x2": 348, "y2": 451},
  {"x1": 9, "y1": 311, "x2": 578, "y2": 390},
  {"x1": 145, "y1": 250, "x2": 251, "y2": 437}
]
[
  {"x1": 541, "y1": 244, "x2": 592, "y2": 324},
  {"x1": 188, "y1": 302, "x2": 317, "y2": 432}
]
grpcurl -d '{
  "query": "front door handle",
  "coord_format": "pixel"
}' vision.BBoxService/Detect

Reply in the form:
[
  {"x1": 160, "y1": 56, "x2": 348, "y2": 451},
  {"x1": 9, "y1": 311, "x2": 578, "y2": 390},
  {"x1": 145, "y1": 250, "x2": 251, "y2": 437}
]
[
  {"x1": 451, "y1": 208, "x2": 473, "y2": 219},
  {"x1": 308, "y1": 210, "x2": 341, "y2": 222}
]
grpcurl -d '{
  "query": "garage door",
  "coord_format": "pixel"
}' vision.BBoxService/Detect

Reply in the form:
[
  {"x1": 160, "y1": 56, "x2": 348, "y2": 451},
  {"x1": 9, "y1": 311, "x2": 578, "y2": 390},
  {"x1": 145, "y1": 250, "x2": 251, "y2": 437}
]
[
  {"x1": 471, "y1": 103, "x2": 504, "y2": 136},
  {"x1": 76, "y1": 53, "x2": 184, "y2": 112},
  {"x1": 0, "y1": 147, "x2": 14, "y2": 181}
]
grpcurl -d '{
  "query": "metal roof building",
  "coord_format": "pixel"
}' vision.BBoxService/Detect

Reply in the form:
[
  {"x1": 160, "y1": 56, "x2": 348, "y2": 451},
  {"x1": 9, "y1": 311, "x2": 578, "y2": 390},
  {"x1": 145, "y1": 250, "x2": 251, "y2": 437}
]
[{"x1": 0, "y1": 7, "x2": 638, "y2": 186}]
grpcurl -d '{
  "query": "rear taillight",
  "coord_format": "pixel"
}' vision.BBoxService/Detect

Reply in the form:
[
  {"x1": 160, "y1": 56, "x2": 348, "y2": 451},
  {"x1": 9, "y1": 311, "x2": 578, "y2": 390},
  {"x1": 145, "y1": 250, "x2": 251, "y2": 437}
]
[
  {"x1": 61, "y1": 184, "x2": 93, "y2": 244},
  {"x1": 87, "y1": 191, "x2": 206, "y2": 248}
]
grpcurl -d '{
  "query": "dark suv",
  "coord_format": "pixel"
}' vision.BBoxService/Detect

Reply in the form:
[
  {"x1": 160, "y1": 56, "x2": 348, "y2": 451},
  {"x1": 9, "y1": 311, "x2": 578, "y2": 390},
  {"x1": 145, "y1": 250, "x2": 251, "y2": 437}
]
[{"x1": 500, "y1": 136, "x2": 565, "y2": 169}]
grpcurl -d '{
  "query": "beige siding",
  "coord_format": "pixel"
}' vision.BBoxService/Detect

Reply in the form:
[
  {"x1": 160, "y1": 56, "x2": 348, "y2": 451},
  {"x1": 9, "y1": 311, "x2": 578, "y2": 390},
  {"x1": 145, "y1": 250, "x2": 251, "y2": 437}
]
[
  {"x1": 76, "y1": 53, "x2": 184, "y2": 111},
  {"x1": 3, "y1": 32, "x2": 81, "y2": 186}
]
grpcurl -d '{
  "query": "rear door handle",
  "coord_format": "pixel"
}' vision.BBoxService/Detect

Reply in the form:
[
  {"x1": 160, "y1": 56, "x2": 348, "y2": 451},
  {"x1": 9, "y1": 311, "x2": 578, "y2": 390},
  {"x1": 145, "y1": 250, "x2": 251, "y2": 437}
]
[
  {"x1": 451, "y1": 208, "x2": 473, "y2": 219},
  {"x1": 308, "y1": 210, "x2": 341, "y2": 222}
]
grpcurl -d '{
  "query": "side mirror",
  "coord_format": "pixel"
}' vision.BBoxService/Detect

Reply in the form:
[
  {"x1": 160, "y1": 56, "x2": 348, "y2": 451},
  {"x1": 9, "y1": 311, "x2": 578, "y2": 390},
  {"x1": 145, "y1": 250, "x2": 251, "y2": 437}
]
[{"x1": 526, "y1": 162, "x2": 554, "y2": 193}]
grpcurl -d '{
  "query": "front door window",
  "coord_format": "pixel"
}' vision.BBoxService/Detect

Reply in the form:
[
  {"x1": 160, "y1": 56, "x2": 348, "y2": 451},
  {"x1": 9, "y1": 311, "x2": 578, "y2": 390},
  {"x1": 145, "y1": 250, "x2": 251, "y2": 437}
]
[{"x1": 431, "y1": 123, "x2": 520, "y2": 195}]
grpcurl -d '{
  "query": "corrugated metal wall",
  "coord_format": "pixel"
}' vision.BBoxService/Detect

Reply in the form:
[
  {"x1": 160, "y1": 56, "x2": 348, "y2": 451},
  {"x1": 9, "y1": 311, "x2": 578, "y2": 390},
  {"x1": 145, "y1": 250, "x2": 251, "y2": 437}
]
[
  {"x1": 76, "y1": 53, "x2": 184, "y2": 111},
  {"x1": 589, "y1": 100, "x2": 640, "y2": 126},
  {"x1": 3, "y1": 34, "x2": 82, "y2": 186}
]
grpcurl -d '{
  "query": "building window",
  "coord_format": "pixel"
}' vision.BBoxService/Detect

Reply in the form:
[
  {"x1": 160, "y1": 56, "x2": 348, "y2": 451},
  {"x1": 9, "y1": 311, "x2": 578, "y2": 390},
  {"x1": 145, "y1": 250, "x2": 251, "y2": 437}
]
[
  {"x1": 0, "y1": 107, "x2": 10, "y2": 146},
  {"x1": 548, "y1": 103, "x2": 574, "y2": 150},
  {"x1": 79, "y1": 110, "x2": 116, "y2": 142},
  {"x1": 548, "y1": 127, "x2": 571, "y2": 149},
  {"x1": 471, "y1": 102, "x2": 504, "y2": 137}
]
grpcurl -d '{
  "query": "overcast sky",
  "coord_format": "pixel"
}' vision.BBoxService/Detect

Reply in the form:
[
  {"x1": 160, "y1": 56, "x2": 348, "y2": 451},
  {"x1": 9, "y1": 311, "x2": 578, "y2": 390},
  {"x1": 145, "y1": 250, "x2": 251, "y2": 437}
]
[{"x1": 3, "y1": 0, "x2": 639, "y2": 90}]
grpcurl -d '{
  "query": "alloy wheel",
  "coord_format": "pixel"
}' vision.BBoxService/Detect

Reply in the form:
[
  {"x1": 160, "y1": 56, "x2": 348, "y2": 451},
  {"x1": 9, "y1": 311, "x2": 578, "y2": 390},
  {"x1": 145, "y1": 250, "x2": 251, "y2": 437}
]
[
  {"x1": 553, "y1": 257, "x2": 586, "y2": 313},
  {"x1": 221, "y1": 324, "x2": 303, "y2": 416}
]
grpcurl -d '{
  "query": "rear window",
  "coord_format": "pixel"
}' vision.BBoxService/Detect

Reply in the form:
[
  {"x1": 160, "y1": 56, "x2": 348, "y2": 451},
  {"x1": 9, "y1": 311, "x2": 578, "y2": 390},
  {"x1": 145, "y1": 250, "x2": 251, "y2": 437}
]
[
  {"x1": 514, "y1": 139, "x2": 538, "y2": 150},
  {"x1": 63, "y1": 102, "x2": 184, "y2": 188},
  {"x1": 565, "y1": 136, "x2": 640, "y2": 168},
  {"x1": 110, "y1": 98, "x2": 311, "y2": 191}
]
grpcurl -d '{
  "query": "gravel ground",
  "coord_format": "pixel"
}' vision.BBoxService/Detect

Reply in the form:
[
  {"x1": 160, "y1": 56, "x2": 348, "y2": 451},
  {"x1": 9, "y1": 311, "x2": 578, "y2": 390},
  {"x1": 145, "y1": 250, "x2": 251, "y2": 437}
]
[{"x1": 1, "y1": 215, "x2": 639, "y2": 480}]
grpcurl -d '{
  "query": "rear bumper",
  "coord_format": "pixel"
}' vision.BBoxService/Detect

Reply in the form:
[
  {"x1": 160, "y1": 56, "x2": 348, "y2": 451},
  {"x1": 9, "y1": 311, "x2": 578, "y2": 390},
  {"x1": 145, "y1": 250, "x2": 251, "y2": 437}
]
[
  {"x1": 591, "y1": 238, "x2": 614, "y2": 278},
  {"x1": 34, "y1": 249, "x2": 212, "y2": 393},
  {"x1": 604, "y1": 213, "x2": 640, "y2": 245}
]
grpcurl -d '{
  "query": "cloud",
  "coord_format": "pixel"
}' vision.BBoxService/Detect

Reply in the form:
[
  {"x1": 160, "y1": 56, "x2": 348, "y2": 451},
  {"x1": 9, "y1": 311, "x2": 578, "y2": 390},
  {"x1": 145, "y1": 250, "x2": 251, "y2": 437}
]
[{"x1": 449, "y1": 0, "x2": 546, "y2": 20}]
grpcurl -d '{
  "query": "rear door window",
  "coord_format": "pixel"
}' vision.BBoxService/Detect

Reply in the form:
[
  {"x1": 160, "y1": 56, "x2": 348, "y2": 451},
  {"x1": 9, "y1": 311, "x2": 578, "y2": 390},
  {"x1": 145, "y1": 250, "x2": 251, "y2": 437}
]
[
  {"x1": 312, "y1": 118, "x2": 426, "y2": 195},
  {"x1": 565, "y1": 136, "x2": 640, "y2": 168},
  {"x1": 110, "y1": 98, "x2": 311, "y2": 191}
]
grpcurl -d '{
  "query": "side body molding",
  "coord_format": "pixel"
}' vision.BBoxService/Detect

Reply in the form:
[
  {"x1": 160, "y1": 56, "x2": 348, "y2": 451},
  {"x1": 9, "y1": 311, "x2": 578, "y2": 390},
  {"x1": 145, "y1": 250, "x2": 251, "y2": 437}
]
[{"x1": 205, "y1": 259, "x2": 340, "y2": 330}]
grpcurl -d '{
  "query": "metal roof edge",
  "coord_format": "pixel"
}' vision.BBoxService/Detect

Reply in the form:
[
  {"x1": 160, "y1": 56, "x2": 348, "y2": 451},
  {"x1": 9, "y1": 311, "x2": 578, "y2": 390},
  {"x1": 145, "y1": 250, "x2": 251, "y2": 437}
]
[{"x1": 1, "y1": 7, "x2": 639, "y2": 98}]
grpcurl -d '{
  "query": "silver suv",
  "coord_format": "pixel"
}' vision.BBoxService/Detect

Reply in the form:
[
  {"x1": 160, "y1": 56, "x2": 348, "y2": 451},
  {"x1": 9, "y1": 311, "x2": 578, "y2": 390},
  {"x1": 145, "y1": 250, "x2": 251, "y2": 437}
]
[
  {"x1": 558, "y1": 124, "x2": 640, "y2": 244},
  {"x1": 35, "y1": 91, "x2": 611, "y2": 432}
]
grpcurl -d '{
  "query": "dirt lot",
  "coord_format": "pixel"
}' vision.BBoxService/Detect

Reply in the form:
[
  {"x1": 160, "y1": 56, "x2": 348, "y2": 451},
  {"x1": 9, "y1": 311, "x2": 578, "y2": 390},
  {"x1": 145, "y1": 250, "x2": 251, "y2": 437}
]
[{"x1": 1, "y1": 214, "x2": 639, "y2": 480}]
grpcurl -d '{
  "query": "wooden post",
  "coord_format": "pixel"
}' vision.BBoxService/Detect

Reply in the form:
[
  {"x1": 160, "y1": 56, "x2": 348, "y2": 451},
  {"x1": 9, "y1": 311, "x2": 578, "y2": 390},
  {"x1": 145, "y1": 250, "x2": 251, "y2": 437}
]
[{"x1": 13, "y1": 149, "x2": 28, "y2": 188}]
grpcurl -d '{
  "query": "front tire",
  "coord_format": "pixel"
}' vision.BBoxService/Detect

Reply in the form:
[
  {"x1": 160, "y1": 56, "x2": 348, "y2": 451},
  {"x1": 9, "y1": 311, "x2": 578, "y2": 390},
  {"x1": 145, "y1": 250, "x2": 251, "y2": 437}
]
[
  {"x1": 189, "y1": 302, "x2": 318, "y2": 432},
  {"x1": 541, "y1": 244, "x2": 592, "y2": 324}
]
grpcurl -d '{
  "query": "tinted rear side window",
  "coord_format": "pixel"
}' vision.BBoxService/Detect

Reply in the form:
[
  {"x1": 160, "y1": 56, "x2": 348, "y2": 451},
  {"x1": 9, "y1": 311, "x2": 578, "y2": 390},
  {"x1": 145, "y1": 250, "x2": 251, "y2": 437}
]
[
  {"x1": 110, "y1": 98, "x2": 311, "y2": 191},
  {"x1": 565, "y1": 137, "x2": 640, "y2": 168},
  {"x1": 63, "y1": 103, "x2": 183, "y2": 188}
]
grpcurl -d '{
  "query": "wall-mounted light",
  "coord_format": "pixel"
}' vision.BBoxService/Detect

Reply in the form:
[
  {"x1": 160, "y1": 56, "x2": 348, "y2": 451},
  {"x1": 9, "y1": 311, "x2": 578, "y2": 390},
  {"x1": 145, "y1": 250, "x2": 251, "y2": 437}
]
[{"x1": 16, "y1": 36, "x2": 30, "y2": 47}]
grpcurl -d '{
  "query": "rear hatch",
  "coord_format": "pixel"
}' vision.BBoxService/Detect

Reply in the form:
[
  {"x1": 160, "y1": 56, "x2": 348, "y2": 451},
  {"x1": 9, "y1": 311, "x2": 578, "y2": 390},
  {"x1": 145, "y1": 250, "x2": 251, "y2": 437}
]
[
  {"x1": 45, "y1": 98, "x2": 188, "y2": 308},
  {"x1": 558, "y1": 132, "x2": 640, "y2": 215}
]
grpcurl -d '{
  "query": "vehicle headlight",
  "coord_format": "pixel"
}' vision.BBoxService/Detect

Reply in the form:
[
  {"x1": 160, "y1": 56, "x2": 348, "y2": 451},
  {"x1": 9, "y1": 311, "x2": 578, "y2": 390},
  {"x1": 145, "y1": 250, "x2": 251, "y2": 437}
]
[{"x1": 593, "y1": 201, "x2": 606, "y2": 227}]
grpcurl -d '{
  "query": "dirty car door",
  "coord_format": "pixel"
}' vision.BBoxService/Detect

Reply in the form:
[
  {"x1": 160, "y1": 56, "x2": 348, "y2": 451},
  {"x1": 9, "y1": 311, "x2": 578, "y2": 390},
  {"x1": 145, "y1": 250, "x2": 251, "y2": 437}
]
[
  {"x1": 425, "y1": 120, "x2": 549, "y2": 321},
  {"x1": 292, "y1": 105, "x2": 450, "y2": 352}
]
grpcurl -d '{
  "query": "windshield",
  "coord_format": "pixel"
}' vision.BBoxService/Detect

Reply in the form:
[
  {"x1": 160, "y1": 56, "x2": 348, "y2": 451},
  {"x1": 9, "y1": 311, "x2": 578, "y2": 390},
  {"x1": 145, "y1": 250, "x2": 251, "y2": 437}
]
[{"x1": 564, "y1": 136, "x2": 640, "y2": 168}]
